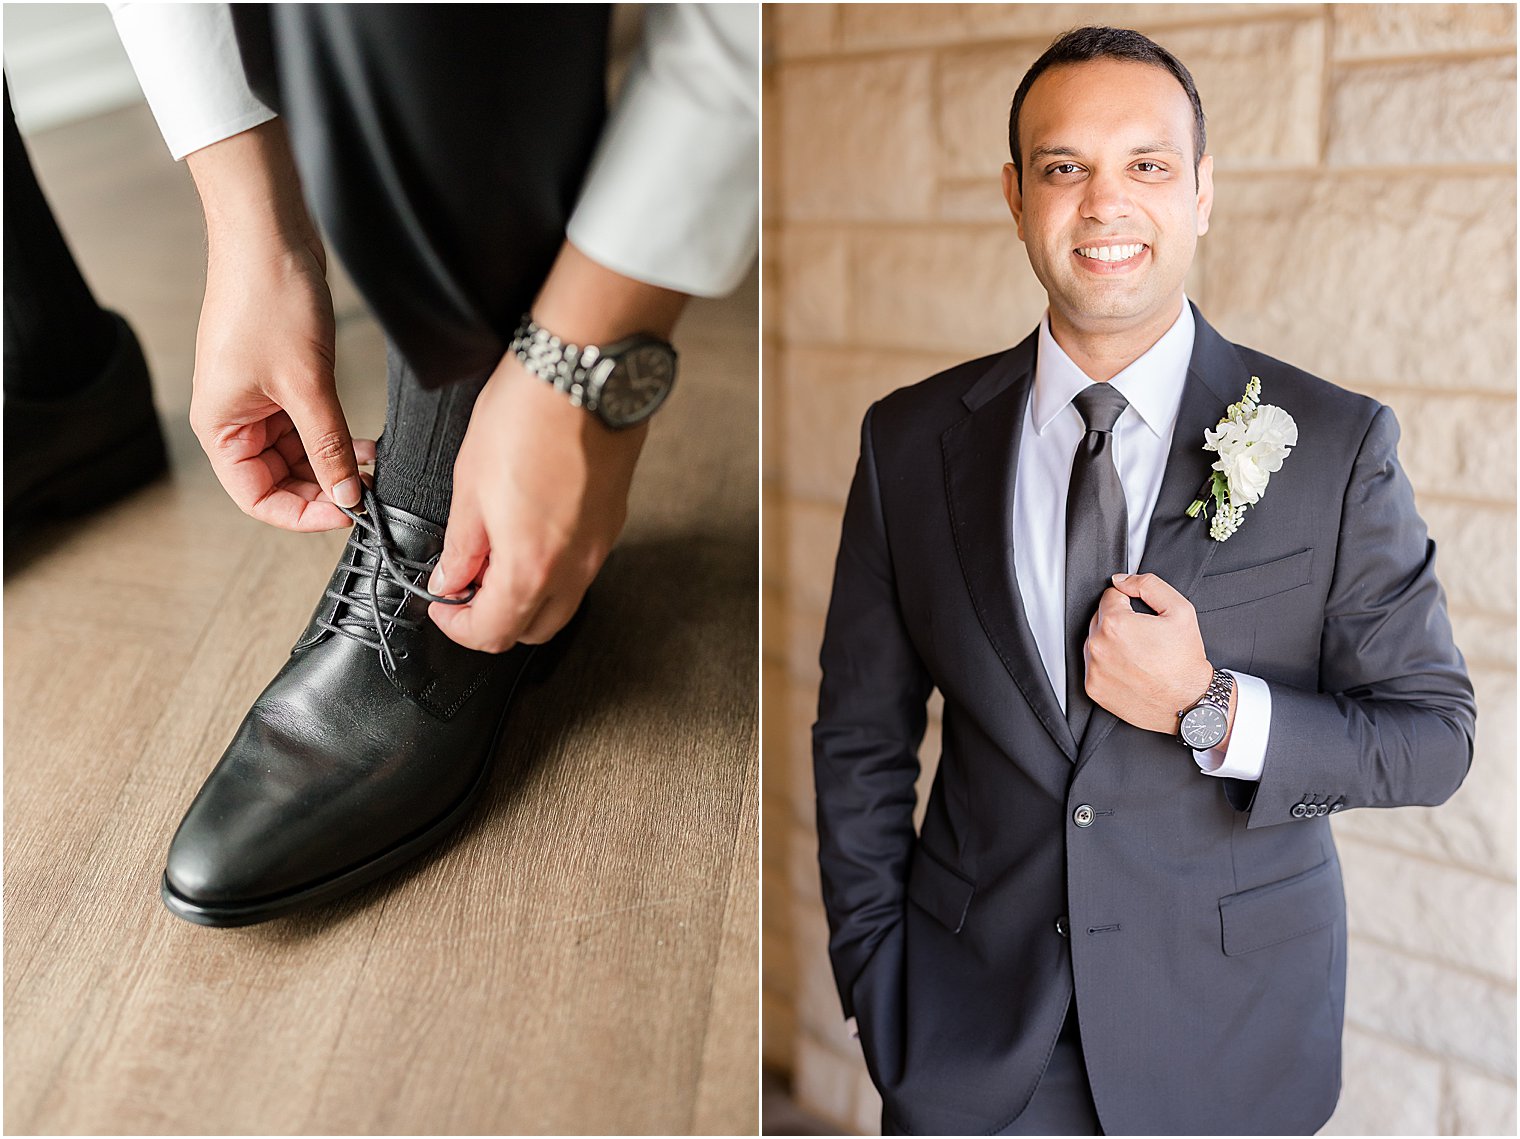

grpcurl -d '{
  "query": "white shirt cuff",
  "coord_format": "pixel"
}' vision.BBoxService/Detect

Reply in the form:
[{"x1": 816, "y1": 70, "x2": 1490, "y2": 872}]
[
  {"x1": 566, "y1": 4, "x2": 758, "y2": 297},
  {"x1": 1193, "y1": 670, "x2": 1270, "y2": 781},
  {"x1": 108, "y1": 2, "x2": 276, "y2": 161}
]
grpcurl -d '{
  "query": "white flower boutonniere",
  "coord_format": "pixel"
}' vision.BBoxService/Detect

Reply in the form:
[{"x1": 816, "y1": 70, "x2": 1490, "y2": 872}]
[{"x1": 1186, "y1": 376, "x2": 1298, "y2": 541}]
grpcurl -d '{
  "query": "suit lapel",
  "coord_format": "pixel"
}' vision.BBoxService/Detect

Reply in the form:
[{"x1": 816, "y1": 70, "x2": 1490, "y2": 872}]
[
  {"x1": 1074, "y1": 304, "x2": 1250, "y2": 771},
  {"x1": 943, "y1": 332, "x2": 1079, "y2": 762}
]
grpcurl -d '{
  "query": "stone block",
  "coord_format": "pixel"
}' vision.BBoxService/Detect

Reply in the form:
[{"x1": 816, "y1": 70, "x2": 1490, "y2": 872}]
[
  {"x1": 780, "y1": 345, "x2": 974, "y2": 504},
  {"x1": 762, "y1": 989, "x2": 796, "y2": 1072},
  {"x1": 852, "y1": 227, "x2": 1048, "y2": 356},
  {"x1": 1329, "y1": 55, "x2": 1516, "y2": 168},
  {"x1": 787, "y1": 602, "x2": 827, "y2": 686},
  {"x1": 794, "y1": 1032, "x2": 862, "y2": 1131},
  {"x1": 1201, "y1": 173, "x2": 1515, "y2": 393},
  {"x1": 768, "y1": 3, "x2": 839, "y2": 61},
  {"x1": 1355, "y1": 390, "x2": 1516, "y2": 505},
  {"x1": 1448, "y1": 610, "x2": 1516, "y2": 670},
  {"x1": 762, "y1": 484, "x2": 788, "y2": 591},
  {"x1": 1331, "y1": 4, "x2": 1516, "y2": 61},
  {"x1": 786, "y1": 498, "x2": 845, "y2": 615},
  {"x1": 1422, "y1": 499, "x2": 1516, "y2": 616},
  {"x1": 778, "y1": 226, "x2": 852, "y2": 344},
  {"x1": 1339, "y1": 839, "x2": 1515, "y2": 979},
  {"x1": 1446, "y1": 1067, "x2": 1518, "y2": 1135},
  {"x1": 762, "y1": 335, "x2": 782, "y2": 481},
  {"x1": 1343, "y1": 937, "x2": 1515, "y2": 1078},
  {"x1": 1317, "y1": 1027, "x2": 1442, "y2": 1135},
  {"x1": 939, "y1": 178, "x2": 1014, "y2": 222},
  {"x1": 763, "y1": 584, "x2": 787, "y2": 663},
  {"x1": 790, "y1": 677, "x2": 821, "y2": 823},
  {"x1": 778, "y1": 55, "x2": 936, "y2": 222},
  {"x1": 789, "y1": 816, "x2": 824, "y2": 904},
  {"x1": 838, "y1": 5, "x2": 1310, "y2": 53},
  {"x1": 1332, "y1": 668, "x2": 1515, "y2": 876}
]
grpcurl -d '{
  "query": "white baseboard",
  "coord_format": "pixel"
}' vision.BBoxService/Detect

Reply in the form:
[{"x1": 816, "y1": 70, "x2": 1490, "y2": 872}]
[{"x1": 4, "y1": 7, "x2": 145, "y2": 133}]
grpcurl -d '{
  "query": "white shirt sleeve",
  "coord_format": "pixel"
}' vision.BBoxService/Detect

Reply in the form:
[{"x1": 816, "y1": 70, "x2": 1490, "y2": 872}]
[
  {"x1": 107, "y1": 3, "x2": 275, "y2": 161},
  {"x1": 1193, "y1": 670, "x2": 1271, "y2": 781},
  {"x1": 566, "y1": 4, "x2": 759, "y2": 298}
]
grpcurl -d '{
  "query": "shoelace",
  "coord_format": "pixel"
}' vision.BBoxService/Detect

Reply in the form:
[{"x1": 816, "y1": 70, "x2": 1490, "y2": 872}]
[{"x1": 318, "y1": 485, "x2": 477, "y2": 671}]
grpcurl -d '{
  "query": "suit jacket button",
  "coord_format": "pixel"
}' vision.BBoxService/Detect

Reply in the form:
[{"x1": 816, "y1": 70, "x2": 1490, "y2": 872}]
[
  {"x1": 1330, "y1": 802, "x2": 1344, "y2": 813},
  {"x1": 1055, "y1": 916, "x2": 1070, "y2": 937},
  {"x1": 1291, "y1": 804, "x2": 1307, "y2": 818},
  {"x1": 1073, "y1": 804, "x2": 1095, "y2": 827},
  {"x1": 1316, "y1": 803, "x2": 1330, "y2": 816}
]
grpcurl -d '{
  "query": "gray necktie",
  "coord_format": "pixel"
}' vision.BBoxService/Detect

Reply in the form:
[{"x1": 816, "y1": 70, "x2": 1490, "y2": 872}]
[{"x1": 1065, "y1": 384, "x2": 1130, "y2": 742}]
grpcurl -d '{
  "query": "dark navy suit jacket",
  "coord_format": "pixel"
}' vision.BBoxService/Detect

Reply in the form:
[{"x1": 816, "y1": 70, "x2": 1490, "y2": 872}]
[{"x1": 813, "y1": 304, "x2": 1476, "y2": 1135}]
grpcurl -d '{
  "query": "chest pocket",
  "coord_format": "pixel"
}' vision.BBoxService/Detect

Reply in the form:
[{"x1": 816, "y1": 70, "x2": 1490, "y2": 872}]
[{"x1": 1192, "y1": 548, "x2": 1314, "y2": 614}]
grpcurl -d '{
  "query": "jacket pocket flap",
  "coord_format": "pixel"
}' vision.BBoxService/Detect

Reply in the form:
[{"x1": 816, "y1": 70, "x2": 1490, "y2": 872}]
[
  {"x1": 1194, "y1": 548, "x2": 1314, "y2": 613},
  {"x1": 907, "y1": 844, "x2": 974, "y2": 933},
  {"x1": 1219, "y1": 858, "x2": 1341, "y2": 956}
]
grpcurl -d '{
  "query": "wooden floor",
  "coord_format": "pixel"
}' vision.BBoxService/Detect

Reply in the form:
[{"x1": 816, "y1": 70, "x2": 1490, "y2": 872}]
[{"x1": 4, "y1": 102, "x2": 758, "y2": 1135}]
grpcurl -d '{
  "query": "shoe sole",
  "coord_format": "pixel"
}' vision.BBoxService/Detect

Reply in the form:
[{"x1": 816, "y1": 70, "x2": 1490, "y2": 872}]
[{"x1": 160, "y1": 644, "x2": 542, "y2": 928}]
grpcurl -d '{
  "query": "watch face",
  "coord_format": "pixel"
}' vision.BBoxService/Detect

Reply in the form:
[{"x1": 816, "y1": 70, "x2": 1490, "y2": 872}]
[
  {"x1": 596, "y1": 343, "x2": 676, "y2": 427},
  {"x1": 1181, "y1": 704, "x2": 1229, "y2": 749}
]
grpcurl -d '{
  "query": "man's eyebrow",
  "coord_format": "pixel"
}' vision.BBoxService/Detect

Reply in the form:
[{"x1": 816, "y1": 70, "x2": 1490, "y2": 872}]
[{"x1": 1028, "y1": 141, "x2": 1185, "y2": 164}]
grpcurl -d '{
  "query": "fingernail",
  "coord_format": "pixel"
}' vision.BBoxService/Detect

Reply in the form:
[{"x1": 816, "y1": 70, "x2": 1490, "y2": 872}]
[
  {"x1": 1111, "y1": 573, "x2": 1127, "y2": 584},
  {"x1": 334, "y1": 478, "x2": 361, "y2": 508},
  {"x1": 428, "y1": 567, "x2": 445, "y2": 594}
]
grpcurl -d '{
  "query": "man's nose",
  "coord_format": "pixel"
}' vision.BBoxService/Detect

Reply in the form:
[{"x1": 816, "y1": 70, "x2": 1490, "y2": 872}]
[{"x1": 1081, "y1": 168, "x2": 1133, "y2": 224}]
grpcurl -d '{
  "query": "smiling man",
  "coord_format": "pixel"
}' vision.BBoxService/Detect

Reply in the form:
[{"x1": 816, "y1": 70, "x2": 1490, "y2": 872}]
[{"x1": 812, "y1": 27, "x2": 1475, "y2": 1136}]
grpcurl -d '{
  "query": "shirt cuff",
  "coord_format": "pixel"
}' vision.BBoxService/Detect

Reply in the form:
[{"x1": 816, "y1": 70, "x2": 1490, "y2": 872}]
[
  {"x1": 845, "y1": 1016, "x2": 859, "y2": 1040},
  {"x1": 1193, "y1": 670, "x2": 1270, "y2": 781},
  {"x1": 566, "y1": 4, "x2": 758, "y2": 297},
  {"x1": 109, "y1": 2, "x2": 276, "y2": 160}
]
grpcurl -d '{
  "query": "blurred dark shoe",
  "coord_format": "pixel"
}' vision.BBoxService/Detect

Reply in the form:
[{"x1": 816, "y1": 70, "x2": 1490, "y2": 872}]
[
  {"x1": 161, "y1": 488, "x2": 543, "y2": 927},
  {"x1": 4, "y1": 310, "x2": 168, "y2": 524}
]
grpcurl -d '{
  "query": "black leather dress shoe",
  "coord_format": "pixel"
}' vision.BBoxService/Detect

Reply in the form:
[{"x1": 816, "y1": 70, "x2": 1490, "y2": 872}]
[
  {"x1": 161, "y1": 488, "x2": 538, "y2": 926},
  {"x1": 4, "y1": 310, "x2": 168, "y2": 524}
]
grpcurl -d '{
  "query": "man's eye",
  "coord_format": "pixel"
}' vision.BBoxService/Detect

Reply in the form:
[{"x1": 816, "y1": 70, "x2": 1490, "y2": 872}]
[
  {"x1": 1134, "y1": 161, "x2": 1165, "y2": 173},
  {"x1": 1048, "y1": 163, "x2": 1082, "y2": 175}
]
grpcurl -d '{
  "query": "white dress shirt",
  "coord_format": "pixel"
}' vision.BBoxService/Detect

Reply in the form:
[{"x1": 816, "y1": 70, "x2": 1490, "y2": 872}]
[
  {"x1": 1013, "y1": 300, "x2": 1270, "y2": 780},
  {"x1": 106, "y1": 3, "x2": 758, "y2": 298}
]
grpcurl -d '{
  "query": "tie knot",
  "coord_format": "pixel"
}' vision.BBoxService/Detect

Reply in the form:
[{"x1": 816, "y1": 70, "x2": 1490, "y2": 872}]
[{"x1": 1072, "y1": 383, "x2": 1129, "y2": 434}]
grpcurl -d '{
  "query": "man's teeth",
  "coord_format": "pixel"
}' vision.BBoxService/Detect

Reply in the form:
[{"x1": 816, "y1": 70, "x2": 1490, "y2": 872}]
[{"x1": 1077, "y1": 243, "x2": 1146, "y2": 262}]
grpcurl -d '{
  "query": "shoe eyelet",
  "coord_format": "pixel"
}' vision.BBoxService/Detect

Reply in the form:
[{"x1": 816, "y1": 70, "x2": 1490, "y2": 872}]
[{"x1": 396, "y1": 649, "x2": 409, "y2": 660}]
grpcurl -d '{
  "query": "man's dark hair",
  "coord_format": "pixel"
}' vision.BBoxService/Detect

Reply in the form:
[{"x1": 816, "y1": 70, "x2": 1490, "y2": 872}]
[{"x1": 1007, "y1": 26, "x2": 1207, "y2": 190}]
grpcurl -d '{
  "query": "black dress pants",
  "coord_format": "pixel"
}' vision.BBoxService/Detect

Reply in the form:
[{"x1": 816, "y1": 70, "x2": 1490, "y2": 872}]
[{"x1": 230, "y1": 4, "x2": 612, "y2": 519}]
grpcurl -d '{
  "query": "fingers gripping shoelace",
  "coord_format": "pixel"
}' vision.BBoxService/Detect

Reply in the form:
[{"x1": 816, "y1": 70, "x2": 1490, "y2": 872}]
[{"x1": 319, "y1": 485, "x2": 477, "y2": 670}]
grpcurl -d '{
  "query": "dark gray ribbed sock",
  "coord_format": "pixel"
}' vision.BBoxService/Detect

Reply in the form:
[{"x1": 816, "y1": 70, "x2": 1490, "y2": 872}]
[{"x1": 371, "y1": 341, "x2": 488, "y2": 525}]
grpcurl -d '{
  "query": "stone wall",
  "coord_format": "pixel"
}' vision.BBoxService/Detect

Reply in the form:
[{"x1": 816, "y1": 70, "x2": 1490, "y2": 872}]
[{"x1": 762, "y1": 5, "x2": 1516, "y2": 1134}]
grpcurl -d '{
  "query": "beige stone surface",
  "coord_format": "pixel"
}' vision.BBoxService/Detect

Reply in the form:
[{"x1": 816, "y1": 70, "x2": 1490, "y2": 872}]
[
  {"x1": 1449, "y1": 610, "x2": 1516, "y2": 670},
  {"x1": 852, "y1": 227, "x2": 1047, "y2": 355},
  {"x1": 786, "y1": 498, "x2": 846, "y2": 615},
  {"x1": 837, "y1": 4, "x2": 1309, "y2": 53},
  {"x1": 1343, "y1": 938, "x2": 1515, "y2": 1077},
  {"x1": 1340, "y1": 840, "x2": 1515, "y2": 979},
  {"x1": 1422, "y1": 500, "x2": 1517, "y2": 615},
  {"x1": 1331, "y1": 4, "x2": 1517, "y2": 60},
  {"x1": 1330, "y1": 55, "x2": 1517, "y2": 168},
  {"x1": 1202, "y1": 173, "x2": 1516, "y2": 393},
  {"x1": 1360, "y1": 389, "x2": 1516, "y2": 504},
  {"x1": 1318, "y1": 1028, "x2": 1444, "y2": 1135},
  {"x1": 1331, "y1": 669, "x2": 1515, "y2": 875},
  {"x1": 768, "y1": 3, "x2": 840, "y2": 61},
  {"x1": 1447, "y1": 1067, "x2": 1520, "y2": 1135},
  {"x1": 794, "y1": 1033, "x2": 860, "y2": 1126},
  {"x1": 778, "y1": 55, "x2": 936, "y2": 222},
  {"x1": 778, "y1": 227, "x2": 852, "y2": 344}
]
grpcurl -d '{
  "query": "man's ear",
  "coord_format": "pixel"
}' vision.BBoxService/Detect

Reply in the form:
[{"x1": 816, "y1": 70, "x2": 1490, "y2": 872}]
[
  {"x1": 1195, "y1": 153, "x2": 1215, "y2": 237},
  {"x1": 1001, "y1": 162, "x2": 1026, "y2": 241}
]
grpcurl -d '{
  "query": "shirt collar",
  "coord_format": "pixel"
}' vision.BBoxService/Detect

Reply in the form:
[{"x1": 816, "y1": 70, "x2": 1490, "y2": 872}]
[{"x1": 1031, "y1": 298, "x2": 1196, "y2": 438}]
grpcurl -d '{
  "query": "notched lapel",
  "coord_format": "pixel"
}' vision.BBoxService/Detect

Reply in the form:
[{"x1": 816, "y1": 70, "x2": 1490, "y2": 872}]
[
  {"x1": 1075, "y1": 305, "x2": 1248, "y2": 770},
  {"x1": 943, "y1": 340, "x2": 1079, "y2": 762}
]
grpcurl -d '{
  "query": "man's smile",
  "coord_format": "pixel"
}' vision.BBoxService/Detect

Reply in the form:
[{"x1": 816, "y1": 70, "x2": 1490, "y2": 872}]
[{"x1": 1073, "y1": 241, "x2": 1150, "y2": 272}]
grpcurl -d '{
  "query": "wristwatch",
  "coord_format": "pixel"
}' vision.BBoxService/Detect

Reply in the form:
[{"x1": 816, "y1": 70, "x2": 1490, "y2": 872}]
[
  {"x1": 1177, "y1": 668, "x2": 1234, "y2": 750},
  {"x1": 509, "y1": 314, "x2": 678, "y2": 430}
]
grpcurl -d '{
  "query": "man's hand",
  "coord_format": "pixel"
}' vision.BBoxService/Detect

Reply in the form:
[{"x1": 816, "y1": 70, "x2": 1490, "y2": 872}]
[
  {"x1": 185, "y1": 121, "x2": 369, "y2": 532},
  {"x1": 426, "y1": 358, "x2": 646, "y2": 651},
  {"x1": 1084, "y1": 572, "x2": 1217, "y2": 736}
]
